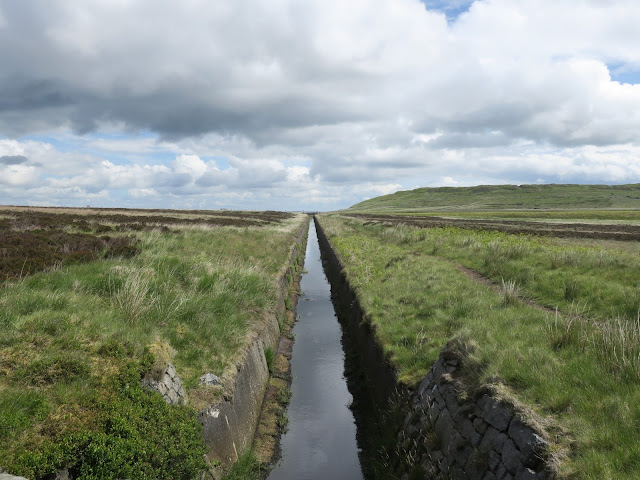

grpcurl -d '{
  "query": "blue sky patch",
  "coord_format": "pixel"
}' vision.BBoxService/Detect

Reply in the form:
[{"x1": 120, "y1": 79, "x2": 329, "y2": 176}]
[
  {"x1": 420, "y1": 0, "x2": 474, "y2": 22},
  {"x1": 608, "y1": 65, "x2": 640, "y2": 85}
]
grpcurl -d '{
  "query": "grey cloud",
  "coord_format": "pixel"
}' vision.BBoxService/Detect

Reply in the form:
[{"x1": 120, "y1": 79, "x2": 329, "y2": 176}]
[
  {"x1": 0, "y1": 77, "x2": 74, "y2": 112},
  {"x1": 1, "y1": 0, "x2": 640, "y2": 211},
  {"x1": 0, "y1": 155, "x2": 27, "y2": 165},
  {"x1": 427, "y1": 131, "x2": 511, "y2": 149}
]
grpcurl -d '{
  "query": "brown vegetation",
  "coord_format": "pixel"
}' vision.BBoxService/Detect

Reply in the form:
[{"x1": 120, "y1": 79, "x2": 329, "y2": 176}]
[
  {"x1": 0, "y1": 207, "x2": 295, "y2": 283},
  {"x1": 347, "y1": 212, "x2": 640, "y2": 241}
]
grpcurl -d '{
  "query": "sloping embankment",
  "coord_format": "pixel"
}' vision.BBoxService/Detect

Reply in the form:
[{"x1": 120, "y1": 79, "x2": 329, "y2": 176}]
[
  {"x1": 314, "y1": 217, "x2": 552, "y2": 480},
  {"x1": 199, "y1": 217, "x2": 309, "y2": 470}
]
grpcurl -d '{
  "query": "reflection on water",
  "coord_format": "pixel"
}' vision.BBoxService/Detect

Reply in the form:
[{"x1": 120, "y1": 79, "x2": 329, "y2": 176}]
[{"x1": 267, "y1": 220, "x2": 364, "y2": 480}]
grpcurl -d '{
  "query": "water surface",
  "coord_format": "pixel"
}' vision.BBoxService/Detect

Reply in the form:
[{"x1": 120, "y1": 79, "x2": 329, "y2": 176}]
[{"x1": 267, "y1": 220, "x2": 364, "y2": 480}]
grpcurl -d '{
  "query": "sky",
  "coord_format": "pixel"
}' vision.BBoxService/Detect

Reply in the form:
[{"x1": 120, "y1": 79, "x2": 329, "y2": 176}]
[{"x1": 1, "y1": 0, "x2": 640, "y2": 211}]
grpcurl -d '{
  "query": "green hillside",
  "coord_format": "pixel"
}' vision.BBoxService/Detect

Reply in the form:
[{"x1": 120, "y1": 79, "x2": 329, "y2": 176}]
[{"x1": 348, "y1": 184, "x2": 640, "y2": 212}]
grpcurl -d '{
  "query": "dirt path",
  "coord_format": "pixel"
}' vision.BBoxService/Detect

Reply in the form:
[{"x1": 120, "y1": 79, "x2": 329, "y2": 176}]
[{"x1": 454, "y1": 263, "x2": 559, "y2": 315}]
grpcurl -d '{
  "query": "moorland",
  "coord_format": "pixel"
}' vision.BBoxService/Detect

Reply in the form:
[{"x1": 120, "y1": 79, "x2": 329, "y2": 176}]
[
  {"x1": 318, "y1": 183, "x2": 640, "y2": 479},
  {"x1": 0, "y1": 206, "x2": 305, "y2": 479}
]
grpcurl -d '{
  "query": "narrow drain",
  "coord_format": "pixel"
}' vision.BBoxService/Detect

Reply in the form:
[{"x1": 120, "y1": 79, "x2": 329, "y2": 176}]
[{"x1": 267, "y1": 219, "x2": 364, "y2": 480}]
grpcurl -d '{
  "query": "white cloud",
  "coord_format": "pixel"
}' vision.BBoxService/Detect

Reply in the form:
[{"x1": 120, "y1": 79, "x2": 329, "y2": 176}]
[
  {"x1": 173, "y1": 155, "x2": 207, "y2": 180},
  {"x1": 0, "y1": 164, "x2": 39, "y2": 186},
  {"x1": 0, "y1": 0, "x2": 640, "y2": 209}
]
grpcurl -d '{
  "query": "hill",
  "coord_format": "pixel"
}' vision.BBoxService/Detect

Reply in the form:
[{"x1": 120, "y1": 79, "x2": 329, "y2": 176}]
[{"x1": 348, "y1": 183, "x2": 640, "y2": 212}]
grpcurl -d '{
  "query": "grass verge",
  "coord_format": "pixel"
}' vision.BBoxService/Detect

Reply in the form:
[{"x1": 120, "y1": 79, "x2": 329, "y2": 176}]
[
  {"x1": 0, "y1": 208, "x2": 306, "y2": 478},
  {"x1": 318, "y1": 213, "x2": 640, "y2": 479}
]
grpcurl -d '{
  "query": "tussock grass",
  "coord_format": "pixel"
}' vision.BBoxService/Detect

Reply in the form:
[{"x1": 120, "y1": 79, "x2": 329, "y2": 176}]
[
  {"x1": 0, "y1": 211, "x2": 307, "y2": 478},
  {"x1": 319, "y1": 213, "x2": 640, "y2": 479}
]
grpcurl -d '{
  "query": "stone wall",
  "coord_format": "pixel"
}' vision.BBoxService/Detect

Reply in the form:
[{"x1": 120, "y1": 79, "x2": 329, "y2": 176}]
[
  {"x1": 142, "y1": 363, "x2": 187, "y2": 405},
  {"x1": 314, "y1": 217, "x2": 552, "y2": 480},
  {"x1": 401, "y1": 342, "x2": 550, "y2": 480}
]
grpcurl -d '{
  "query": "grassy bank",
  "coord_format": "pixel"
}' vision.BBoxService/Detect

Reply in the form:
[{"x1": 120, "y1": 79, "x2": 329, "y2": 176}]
[
  {"x1": 0, "y1": 207, "x2": 305, "y2": 479},
  {"x1": 318, "y1": 213, "x2": 640, "y2": 479},
  {"x1": 349, "y1": 183, "x2": 640, "y2": 213}
]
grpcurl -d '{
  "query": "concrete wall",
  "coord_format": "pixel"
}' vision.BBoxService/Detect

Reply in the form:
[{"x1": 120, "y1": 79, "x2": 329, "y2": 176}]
[{"x1": 198, "y1": 217, "x2": 309, "y2": 467}]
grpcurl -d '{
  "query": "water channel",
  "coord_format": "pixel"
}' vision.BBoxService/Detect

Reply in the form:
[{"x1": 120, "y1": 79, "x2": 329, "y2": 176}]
[{"x1": 267, "y1": 220, "x2": 365, "y2": 480}]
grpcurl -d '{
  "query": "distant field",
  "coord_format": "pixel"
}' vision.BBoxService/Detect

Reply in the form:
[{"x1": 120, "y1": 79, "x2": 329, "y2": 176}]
[
  {"x1": 349, "y1": 183, "x2": 640, "y2": 213},
  {"x1": 0, "y1": 206, "x2": 304, "y2": 479},
  {"x1": 394, "y1": 209, "x2": 640, "y2": 223}
]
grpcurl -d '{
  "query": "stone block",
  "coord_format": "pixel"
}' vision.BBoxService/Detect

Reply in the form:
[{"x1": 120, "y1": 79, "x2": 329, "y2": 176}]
[
  {"x1": 404, "y1": 410, "x2": 417, "y2": 429},
  {"x1": 452, "y1": 443, "x2": 473, "y2": 469},
  {"x1": 483, "y1": 473, "x2": 497, "y2": 480},
  {"x1": 426, "y1": 405, "x2": 440, "y2": 425},
  {"x1": 433, "y1": 361, "x2": 448, "y2": 385},
  {"x1": 450, "y1": 465, "x2": 468, "y2": 480},
  {"x1": 199, "y1": 372, "x2": 222, "y2": 386},
  {"x1": 496, "y1": 463, "x2": 508, "y2": 480},
  {"x1": 443, "y1": 388, "x2": 460, "y2": 416},
  {"x1": 439, "y1": 455, "x2": 449, "y2": 473},
  {"x1": 515, "y1": 468, "x2": 537, "y2": 480},
  {"x1": 477, "y1": 394, "x2": 490, "y2": 410},
  {"x1": 494, "y1": 433, "x2": 508, "y2": 453},
  {"x1": 488, "y1": 450, "x2": 501, "y2": 470},
  {"x1": 461, "y1": 418, "x2": 476, "y2": 441},
  {"x1": 482, "y1": 399, "x2": 512, "y2": 432},
  {"x1": 419, "y1": 372, "x2": 434, "y2": 396},
  {"x1": 465, "y1": 450, "x2": 489, "y2": 480},
  {"x1": 435, "y1": 408, "x2": 456, "y2": 450},
  {"x1": 55, "y1": 470, "x2": 71, "y2": 480},
  {"x1": 157, "y1": 381, "x2": 168, "y2": 395},
  {"x1": 167, "y1": 387, "x2": 179, "y2": 404},
  {"x1": 474, "y1": 417, "x2": 489, "y2": 435},
  {"x1": 501, "y1": 439, "x2": 522, "y2": 475},
  {"x1": 508, "y1": 419, "x2": 547, "y2": 467},
  {"x1": 479, "y1": 426, "x2": 499, "y2": 453}
]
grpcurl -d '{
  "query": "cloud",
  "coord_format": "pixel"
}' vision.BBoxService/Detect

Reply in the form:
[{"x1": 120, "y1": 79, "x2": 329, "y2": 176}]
[
  {"x1": 0, "y1": 1, "x2": 640, "y2": 209},
  {"x1": 0, "y1": 154, "x2": 27, "y2": 165}
]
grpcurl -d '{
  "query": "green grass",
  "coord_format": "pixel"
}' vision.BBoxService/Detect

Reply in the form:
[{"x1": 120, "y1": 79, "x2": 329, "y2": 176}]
[
  {"x1": 348, "y1": 183, "x2": 640, "y2": 213},
  {"x1": 0, "y1": 212, "x2": 306, "y2": 478},
  {"x1": 318, "y1": 214, "x2": 640, "y2": 479},
  {"x1": 384, "y1": 209, "x2": 640, "y2": 223},
  {"x1": 221, "y1": 451, "x2": 264, "y2": 480}
]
